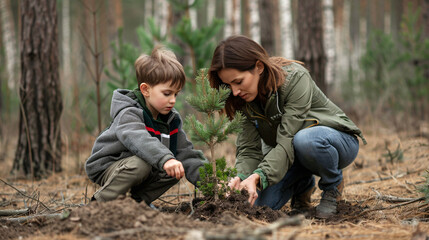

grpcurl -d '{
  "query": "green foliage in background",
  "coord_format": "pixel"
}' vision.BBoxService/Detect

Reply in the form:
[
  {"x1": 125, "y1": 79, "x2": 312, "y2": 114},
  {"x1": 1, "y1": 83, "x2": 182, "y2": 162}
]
[
  {"x1": 174, "y1": 17, "x2": 224, "y2": 77},
  {"x1": 184, "y1": 69, "x2": 243, "y2": 199},
  {"x1": 344, "y1": 4, "x2": 429, "y2": 119},
  {"x1": 105, "y1": 1, "x2": 224, "y2": 116},
  {"x1": 104, "y1": 27, "x2": 139, "y2": 91}
]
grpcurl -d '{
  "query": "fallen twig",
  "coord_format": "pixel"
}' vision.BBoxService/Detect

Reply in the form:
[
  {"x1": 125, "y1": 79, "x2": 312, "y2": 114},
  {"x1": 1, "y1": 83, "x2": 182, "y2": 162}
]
[
  {"x1": 1, "y1": 213, "x2": 63, "y2": 223},
  {"x1": 372, "y1": 188, "x2": 422, "y2": 203},
  {"x1": 93, "y1": 215, "x2": 305, "y2": 240},
  {"x1": 0, "y1": 208, "x2": 30, "y2": 216},
  {"x1": 344, "y1": 196, "x2": 425, "y2": 221},
  {"x1": 0, "y1": 178, "x2": 52, "y2": 212}
]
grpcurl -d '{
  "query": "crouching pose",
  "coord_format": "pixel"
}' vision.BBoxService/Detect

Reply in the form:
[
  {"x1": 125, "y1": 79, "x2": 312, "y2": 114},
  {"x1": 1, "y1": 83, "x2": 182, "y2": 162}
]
[
  {"x1": 208, "y1": 35, "x2": 366, "y2": 218},
  {"x1": 86, "y1": 47, "x2": 206, "y2": 205}
]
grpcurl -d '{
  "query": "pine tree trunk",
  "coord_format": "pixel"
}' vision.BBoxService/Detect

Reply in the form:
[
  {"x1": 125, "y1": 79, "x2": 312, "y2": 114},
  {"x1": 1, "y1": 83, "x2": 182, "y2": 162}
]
[
  {"x1": 258, "y1": 0, "x2": 279, "y2": 55},
  {"x1": 296, "y1": 0, "x2": 327, "y2": 94},
  {"x1": 241, "y1": 0, "x2": 251, "y2": 37},
  {"x1": 390, "y1": 0, "x2": 403, "y2": 41},
  {"x1": 0, "y1": 0, "x2": 18, "y2": 89},
  {"x1": 215, "y1": 0, "x2": 225, "y2": 41},
  {"x1": 13, "y1": 0, "x2": 62, "y2": 179}
]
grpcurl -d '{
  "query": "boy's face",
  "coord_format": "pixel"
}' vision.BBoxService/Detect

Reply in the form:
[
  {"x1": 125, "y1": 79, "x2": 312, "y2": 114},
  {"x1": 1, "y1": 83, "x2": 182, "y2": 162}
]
[{"x1": 140, "y1": 81, "x2": 180, "y2": 118}]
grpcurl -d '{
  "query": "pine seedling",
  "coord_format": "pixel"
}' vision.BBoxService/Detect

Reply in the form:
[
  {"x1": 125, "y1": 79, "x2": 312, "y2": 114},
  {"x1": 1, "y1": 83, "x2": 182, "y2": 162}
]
[{"x1": 185, "y1": 68, "x2": 243, "y2": 200}]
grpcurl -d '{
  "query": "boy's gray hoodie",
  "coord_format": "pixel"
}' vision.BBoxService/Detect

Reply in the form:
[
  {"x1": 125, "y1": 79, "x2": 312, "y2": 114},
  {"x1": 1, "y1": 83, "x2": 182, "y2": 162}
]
[{"x1": 85, "y1": 89, "x2": 206, "y2": 185}]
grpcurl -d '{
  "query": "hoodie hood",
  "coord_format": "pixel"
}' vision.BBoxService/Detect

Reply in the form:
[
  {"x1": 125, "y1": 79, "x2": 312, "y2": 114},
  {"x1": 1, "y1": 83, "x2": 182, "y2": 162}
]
[{"x1": 110, "y1": 89, "x2": 140, "y2": 119}]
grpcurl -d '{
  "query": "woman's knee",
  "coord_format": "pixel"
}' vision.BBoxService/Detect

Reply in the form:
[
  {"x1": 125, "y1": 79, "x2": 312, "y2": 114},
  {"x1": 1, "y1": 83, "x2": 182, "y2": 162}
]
[{"x1": 293, "y1": 129, "x2": 313, "y2": 153}]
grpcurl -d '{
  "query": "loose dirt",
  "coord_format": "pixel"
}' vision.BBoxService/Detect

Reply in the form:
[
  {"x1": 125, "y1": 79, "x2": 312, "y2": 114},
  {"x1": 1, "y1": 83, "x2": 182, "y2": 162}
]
[{"x1": 0, "y1": 124, "x2": 428, "y2": 239}]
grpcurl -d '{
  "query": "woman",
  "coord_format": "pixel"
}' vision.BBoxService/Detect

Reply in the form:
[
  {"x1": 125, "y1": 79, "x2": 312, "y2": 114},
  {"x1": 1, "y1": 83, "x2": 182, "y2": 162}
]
[{"x1": 208, "y1": 35, "x2": 366, "y2": 218}]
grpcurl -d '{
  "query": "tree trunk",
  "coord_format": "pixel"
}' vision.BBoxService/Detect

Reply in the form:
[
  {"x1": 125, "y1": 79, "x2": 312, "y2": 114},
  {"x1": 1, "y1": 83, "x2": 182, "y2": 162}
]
[
  {"x1": 280, "y1": 0, "x2": 294, "y2": 59},
  {"x1": 258, "y1": 0, "x2": 279, "y2": 56},
  {"x1": 249, "y1": 0, "x2": 260, "y2": 43},
  {"x1": 241, "y1": 0, "x2": 251, "y2": 37},
  {"x1": 390, "y1": 0, "x2": 403, "y2": 42},
  {"x1": 224, "y1": 0, "x2": 240, "y2": 37},
  {"x1": 215, "y1": 0, "x2": 225, "y2": 41},
  {"x1": 0, "y1": 0, "x2": 18, "y2": 89},
  {"x1": 62, "y1": 0, "x2": 71, "y2": 83},
  {"x1": 423, "y1": 0, "x2": 429, "y2": 38},
  {"x1": 296, "y1": 0, "x2": 327, "y2": 94},
  {"x1": 13, "y1": 0, "x2": 62, "y2": 179},
  {"x1": 323, "y1": 0, "x2": 335, "y2": 85}
]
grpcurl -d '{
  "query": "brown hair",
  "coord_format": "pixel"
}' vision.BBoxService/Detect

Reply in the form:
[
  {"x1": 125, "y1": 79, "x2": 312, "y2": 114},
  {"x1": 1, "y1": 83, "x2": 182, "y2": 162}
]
[
  {"x1": 134, "y1": 46, "x2": 185, "y2": 90},
  {"x1": 208, "y1": 35, "x2": 301, "y2": 119}
]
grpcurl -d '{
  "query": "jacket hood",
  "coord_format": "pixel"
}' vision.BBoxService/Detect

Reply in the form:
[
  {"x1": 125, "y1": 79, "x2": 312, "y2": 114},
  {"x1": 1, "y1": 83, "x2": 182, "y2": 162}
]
[{"x1": 110, "y1": 89, "x2": 139, "y2": 119}]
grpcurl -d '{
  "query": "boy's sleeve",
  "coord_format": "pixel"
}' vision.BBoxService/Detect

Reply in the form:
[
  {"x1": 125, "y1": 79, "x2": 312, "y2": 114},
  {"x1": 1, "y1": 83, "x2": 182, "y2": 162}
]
[
  {"x1": 115, "y1": 108, "x2": 175, "y2": 171},
  {"x1": 175, "y1": 121, "x2": 208, "y2": 186}
]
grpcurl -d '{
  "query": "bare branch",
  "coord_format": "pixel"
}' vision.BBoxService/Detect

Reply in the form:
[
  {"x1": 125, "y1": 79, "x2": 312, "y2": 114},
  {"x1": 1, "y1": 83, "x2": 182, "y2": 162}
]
[
  {"x1": 0, "y1": 179, "x2": 52, "y2": 212},
  {"x1": 2, "y1": 213, "x2": 62, "y2": 223},
  {"x1": 0, "y1": 208, "x2": 30, "y2": 216}
]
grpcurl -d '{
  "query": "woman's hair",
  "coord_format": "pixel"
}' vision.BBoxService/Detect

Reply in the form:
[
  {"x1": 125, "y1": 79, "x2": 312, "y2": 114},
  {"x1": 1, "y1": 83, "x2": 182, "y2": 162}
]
[
  {"x1": 134, "y1": 45, "x2": 185, "y2": 90},
  {"x1": 208, "y1": 35, "x2": 300, "y2": 119}
]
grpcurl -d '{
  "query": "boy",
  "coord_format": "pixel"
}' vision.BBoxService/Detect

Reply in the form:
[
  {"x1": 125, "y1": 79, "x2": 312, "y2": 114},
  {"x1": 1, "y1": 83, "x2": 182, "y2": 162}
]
[{"x1": 85, "y1": 47, "x2": 206, "y2": 205}]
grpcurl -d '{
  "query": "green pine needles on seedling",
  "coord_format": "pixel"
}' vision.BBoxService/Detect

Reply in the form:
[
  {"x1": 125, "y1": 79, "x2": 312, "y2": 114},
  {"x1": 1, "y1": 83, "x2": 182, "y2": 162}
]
[{"x1": 185, "y1": 68, "x2": 243, "y2": 200}]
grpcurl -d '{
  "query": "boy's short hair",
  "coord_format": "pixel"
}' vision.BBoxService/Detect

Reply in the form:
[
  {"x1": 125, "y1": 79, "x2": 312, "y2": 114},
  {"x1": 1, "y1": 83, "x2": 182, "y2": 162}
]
[{"x1": 134, "y1": 46, "x2": 186, "y2": 89}]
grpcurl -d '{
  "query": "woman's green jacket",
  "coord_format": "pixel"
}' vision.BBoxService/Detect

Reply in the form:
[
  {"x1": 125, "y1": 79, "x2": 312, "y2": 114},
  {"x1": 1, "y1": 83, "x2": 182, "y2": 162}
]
[{"x1": 235, "y1": 63, "x2": 366, "y2": 190}]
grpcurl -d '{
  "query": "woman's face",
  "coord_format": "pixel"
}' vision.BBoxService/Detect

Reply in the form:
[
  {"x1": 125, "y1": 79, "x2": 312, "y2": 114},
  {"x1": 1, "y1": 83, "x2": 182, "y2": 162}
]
[{"x1": 217, "y1": 62, "x2": 264, "y2": 102}]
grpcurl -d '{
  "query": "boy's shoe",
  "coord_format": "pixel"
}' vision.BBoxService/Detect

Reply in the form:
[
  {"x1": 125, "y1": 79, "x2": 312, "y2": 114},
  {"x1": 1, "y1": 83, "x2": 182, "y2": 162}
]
[
  {"x1": 316, "y1": 180, "x2": 344, "y2": 219},
  {"x1": 290, "y1": 186, "x2": 315, "y2": 214}
]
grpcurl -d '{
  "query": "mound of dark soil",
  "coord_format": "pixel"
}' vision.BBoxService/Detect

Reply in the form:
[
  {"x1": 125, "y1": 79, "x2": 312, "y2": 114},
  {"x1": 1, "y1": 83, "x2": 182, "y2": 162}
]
[
  {"x1": 163, "y1": 190, "x2": 286, "y2": 224},
  {"x1": 44, "y1": 196, "x2": 214, "y2": 239}
]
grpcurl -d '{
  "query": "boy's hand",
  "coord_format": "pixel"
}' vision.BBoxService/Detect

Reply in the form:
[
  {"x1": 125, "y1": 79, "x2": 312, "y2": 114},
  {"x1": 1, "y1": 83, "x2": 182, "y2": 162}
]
[{"x1": 163, "y1": 159, "x2": 185, "y2": 180}]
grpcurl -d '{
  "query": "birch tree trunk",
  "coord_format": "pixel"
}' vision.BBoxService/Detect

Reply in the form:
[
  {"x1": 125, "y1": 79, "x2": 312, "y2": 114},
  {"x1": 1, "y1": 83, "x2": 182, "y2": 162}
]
[
  {"x1": 145, "y1": 0, "x2": 153, "y2": 28},
  {"x1": 280, "y1": 0, "x2": 294, "y2": 59},
  {"x1": 13, "y1": 0, "x2": 62, "y2": 179},
  {"x1": 189, "y1": 0, "x2": 197, "y2": 30},
  {"x1": 207, "y1": 0, "x2": 215, "y2": 24},
  {"x1": 155, "y1": 0, "x2": 168, "y2": 36},
  {"x1": 323, "y1": 0, "x2": 335, "y2": 85},
  {"x1": 296, "y1": 0, "x2": 327, "y2": 94},
  {"x1": 224, "y1": 0, "x2": 240, "y2": 37},
  {"x1": 249, "y1": 0, "x2": 260, "y2": 43},
  {"x1": 0, "y1": 0, "x2": 18, "y2": 89}
]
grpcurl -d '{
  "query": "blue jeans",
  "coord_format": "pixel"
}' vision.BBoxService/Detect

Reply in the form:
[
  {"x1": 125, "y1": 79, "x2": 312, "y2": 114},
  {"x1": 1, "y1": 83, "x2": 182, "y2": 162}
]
[{"x1": 254, "y1": 126, "x2": 359, "y2": 210}]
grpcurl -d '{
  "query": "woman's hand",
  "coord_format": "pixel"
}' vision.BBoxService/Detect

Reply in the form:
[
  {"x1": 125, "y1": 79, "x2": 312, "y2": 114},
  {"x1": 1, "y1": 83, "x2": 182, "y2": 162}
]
[
  {"x1": 239, "y1": 173, "x2": 260, "y2": 206},
  {"x1": 163, "y1": 159, "x2": 185, "y2": 180},
  {"x1": 228, "y1": 176, "x2": 242, "y2": 190}
]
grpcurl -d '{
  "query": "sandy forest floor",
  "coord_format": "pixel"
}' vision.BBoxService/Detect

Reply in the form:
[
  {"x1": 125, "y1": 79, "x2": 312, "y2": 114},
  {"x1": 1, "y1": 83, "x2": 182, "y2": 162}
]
[{"x1": 0, "y1": 123, "x2": 428, "y2": 240}]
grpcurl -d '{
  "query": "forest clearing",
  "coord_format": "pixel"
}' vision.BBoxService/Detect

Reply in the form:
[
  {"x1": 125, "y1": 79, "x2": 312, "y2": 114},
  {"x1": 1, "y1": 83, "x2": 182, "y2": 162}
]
[
  {"x1": 0, "y1": 122, "x2": 428, "y2": 240},
  {"x1": 1, "y1": 0, "x2": 428, "y2": 239}
]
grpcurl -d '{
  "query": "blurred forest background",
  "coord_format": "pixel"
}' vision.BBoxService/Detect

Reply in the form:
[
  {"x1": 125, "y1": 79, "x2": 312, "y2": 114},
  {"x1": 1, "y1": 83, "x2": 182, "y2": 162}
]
[{"x1": 0, "y1": 0, "x2": 428, "y2": 179}]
